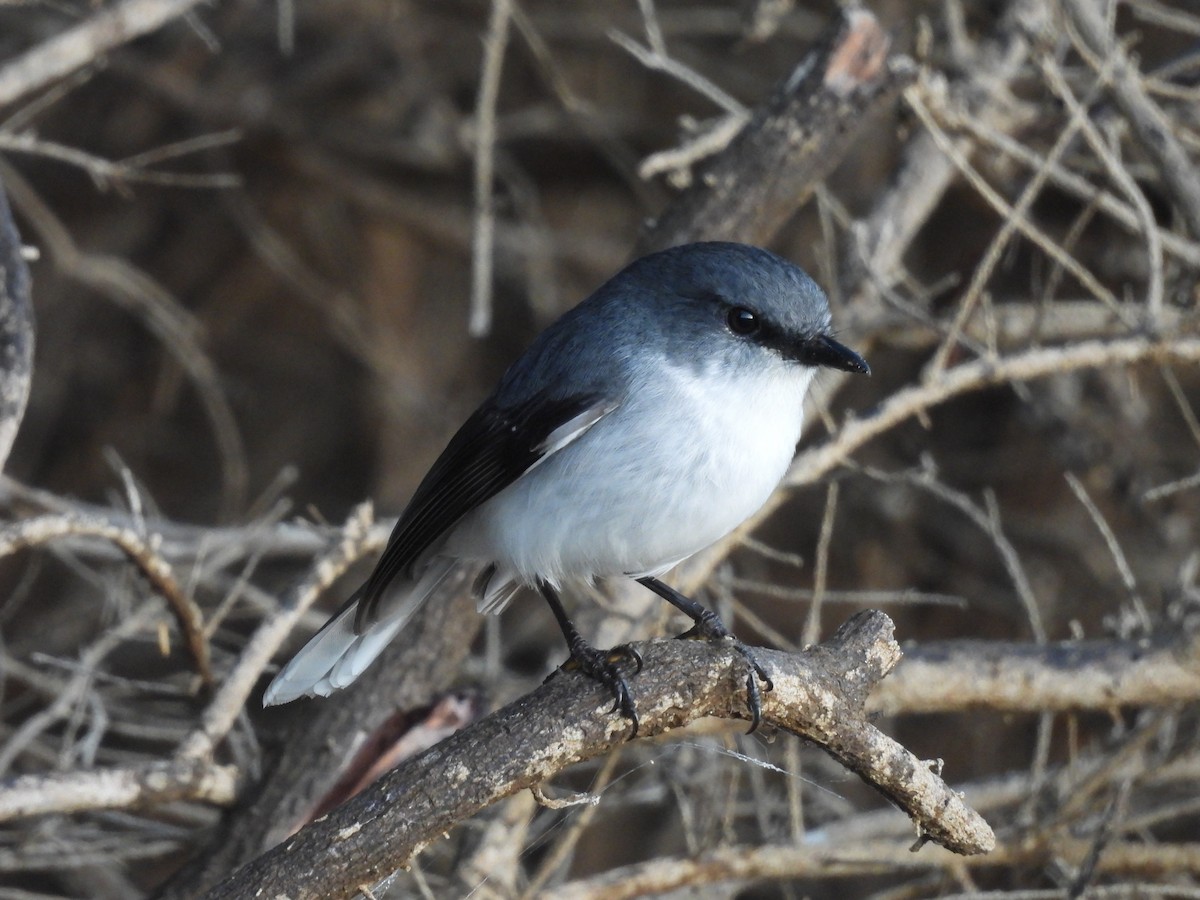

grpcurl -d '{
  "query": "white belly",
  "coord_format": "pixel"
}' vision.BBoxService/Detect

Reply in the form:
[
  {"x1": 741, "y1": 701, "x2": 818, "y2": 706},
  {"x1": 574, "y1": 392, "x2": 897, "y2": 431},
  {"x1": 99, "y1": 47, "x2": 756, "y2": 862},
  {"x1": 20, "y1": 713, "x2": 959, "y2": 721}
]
[{"x1": 445, "y1": 360, "x2": 813, "y2": 588}]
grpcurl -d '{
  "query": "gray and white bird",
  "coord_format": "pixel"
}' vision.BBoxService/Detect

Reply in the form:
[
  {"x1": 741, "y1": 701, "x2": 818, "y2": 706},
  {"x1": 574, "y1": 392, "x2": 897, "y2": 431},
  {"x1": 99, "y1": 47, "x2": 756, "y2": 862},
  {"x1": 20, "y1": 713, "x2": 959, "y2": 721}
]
[{"x1": 264, "y1": 242, "x2": 869, "y2": 732}]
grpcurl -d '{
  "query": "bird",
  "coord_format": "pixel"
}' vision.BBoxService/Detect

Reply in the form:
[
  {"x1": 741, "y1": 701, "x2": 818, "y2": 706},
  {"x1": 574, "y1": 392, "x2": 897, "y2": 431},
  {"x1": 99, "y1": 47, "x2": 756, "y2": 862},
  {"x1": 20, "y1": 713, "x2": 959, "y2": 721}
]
[{"x1": 264, "y1": 241, "x2": 869, "y2": 734}]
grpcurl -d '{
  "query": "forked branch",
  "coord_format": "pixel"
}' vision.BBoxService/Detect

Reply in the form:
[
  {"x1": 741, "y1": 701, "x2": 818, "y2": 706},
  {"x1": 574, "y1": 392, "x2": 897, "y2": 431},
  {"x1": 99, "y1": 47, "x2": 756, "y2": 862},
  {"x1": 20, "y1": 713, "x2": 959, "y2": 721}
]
[{"x1": 207, "y1": 610, "x2": 994, "y2": 899}]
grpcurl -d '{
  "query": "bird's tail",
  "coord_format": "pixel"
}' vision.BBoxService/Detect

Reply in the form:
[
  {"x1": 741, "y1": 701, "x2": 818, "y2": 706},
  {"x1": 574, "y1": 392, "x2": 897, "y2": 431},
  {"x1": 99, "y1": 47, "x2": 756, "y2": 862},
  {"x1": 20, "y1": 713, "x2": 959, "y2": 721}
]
[{"x1": 262, "y1": 558, "x2": 456, "y2": 706}]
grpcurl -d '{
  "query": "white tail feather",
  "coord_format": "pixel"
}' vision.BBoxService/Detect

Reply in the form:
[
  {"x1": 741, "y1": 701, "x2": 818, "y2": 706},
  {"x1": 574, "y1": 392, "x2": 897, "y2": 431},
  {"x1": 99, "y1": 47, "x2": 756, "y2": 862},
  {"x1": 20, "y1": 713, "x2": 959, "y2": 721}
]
[
  {"x1": 263, "y1": 558, "x2": 456, "y2": 705},
  {"x1": 477, "y1": 563, "x2": 523, "y2": 614}
]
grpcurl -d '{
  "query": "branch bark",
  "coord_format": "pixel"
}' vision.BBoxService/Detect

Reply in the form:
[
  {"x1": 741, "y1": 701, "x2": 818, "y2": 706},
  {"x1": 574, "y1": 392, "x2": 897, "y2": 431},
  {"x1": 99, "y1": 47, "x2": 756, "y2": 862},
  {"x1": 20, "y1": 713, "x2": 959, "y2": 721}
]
[
  {"x1": 181, "y1": 8, "x2": 929, "y2": 893},
  {"x1": 206, "y1": 611, "x2": 995, "y2": 899},
  {"x1": 0, "y1": 759, "x2": 237, "y2": 821},
  {"x1": 870, "y1": 627, "x2": 1200, "y2": 716},
  {"x1": 637, "y1": 8, "x2": 915, "y2": 253},
  {"x1": 0, "y1": 175, "x2": 33, "y2": 473},
  {"x1": 0, "y1": 513, "x2": 212, "y2": 685},
  {"x1": 1059, "y1": 0, "x2": 1200, "y2": 240},
  {"x1": 0, "y1": 0, "x2": 208, "y2": 109},
  {"x1": 551, "y1": 837, "x2": 1200, "y2": 900},
  {"x1": 156, "y1": 583, "x2": 481, "y2": 896}
]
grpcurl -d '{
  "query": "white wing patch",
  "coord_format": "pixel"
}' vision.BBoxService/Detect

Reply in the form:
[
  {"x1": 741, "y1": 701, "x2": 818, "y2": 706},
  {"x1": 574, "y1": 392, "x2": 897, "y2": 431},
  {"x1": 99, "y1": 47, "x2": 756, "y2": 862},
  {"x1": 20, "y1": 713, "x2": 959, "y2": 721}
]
[
  {"x1": 528, "y1": 399, "x2": 620, "y2": 471},
  {"x1": 462, "y1": 398, "x2": 619, "y2": 613}
]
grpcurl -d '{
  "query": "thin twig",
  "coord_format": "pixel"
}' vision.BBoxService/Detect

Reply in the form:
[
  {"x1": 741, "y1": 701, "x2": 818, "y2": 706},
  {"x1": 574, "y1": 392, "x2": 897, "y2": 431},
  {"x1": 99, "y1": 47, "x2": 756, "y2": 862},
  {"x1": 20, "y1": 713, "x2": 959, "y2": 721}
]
[
  {"x1": 907, "y1": 81, "x2": 1128, "y2": 321},
  {"x1": 0, "y1": 514, "x2": 212, "y2": 685},
  {"x1": 947, "y1": 110, "x2": 1200, "y2": 268},
  {"x1": 521, "y1": 751, "x2": 622, "y2": 897},
  {"x1": 0, "y1": 162, "x2": 249, "y2": 517},
  {"x1": 0, "y1": 130, "x2": 242, "y2": 190},
  {"x1": 0, "y1": 603, "x2": 159, "y2": 775},
  {"x1": 1064, "y1": 472, "x2": 1149, "y2": 629},
  {"x1": 801, "y1": 481, "x2": 837, "y2": 647},
  {"x1": 608, "y1": 26, "x2": 747, "y2": 117},
  {"x1": 674, "y1": 335, "x2": 1200, "y2": 598},
  {"x1": 469, "y1": 0, "x2": 513, "y2": 337},
  {"x1": 1038, "y1": 53, "x2": 1166, "y2": 324},
  {"x1": 928, "y1": 79, "x2": 1087, "y2": 375},
  {"x1": 1060, "y1": 0, "x2": 1200, "y2": 239},
  {"x1": 856, "y1": 465, "x2": 1045, "y2": 641},
  {"x1": 177, "y1": 504, "x2": 378, "y2": 762},
  {"x1": 0, "y1": 0, "x2": 209, "y2": 108},
  {"x1": 0, "y1": 758, "x2": 238, "y2": 821}
]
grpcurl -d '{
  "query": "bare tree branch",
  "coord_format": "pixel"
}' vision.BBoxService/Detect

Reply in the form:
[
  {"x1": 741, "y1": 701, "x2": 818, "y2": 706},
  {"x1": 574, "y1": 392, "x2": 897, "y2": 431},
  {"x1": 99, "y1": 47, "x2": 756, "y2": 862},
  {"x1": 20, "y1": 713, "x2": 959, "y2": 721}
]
[
  {"x1": 4, "y1": 1, "x2": 1199, "y2": 894},
  {"x1": 637, "y1": 8, "x2": 916, "y2": 253},
  {"x1": 1060, "y1": 0, "x2": 1200, "y2": 240},
  {"x1": 0, "y1": 0, "x2": 209, "y2": 109},
  {"x1": 673, "y1": 334, "x2": 1200, "y2": 601},
  {"x1": 0, "y1": 173, "x2": 32, "y2": 473},
  {"x1": 468, "y1": 0, "x2": 513, "y2": 337},
  {"x1": 206, "y1": 611, "x2": 995, "y2": 899},
  {"x1": 0, "y1": 161, "x2": 249, "y2": 517},
  {"x1": 551, "y1": 837, "x2": 1200, "y2": 900},
  {"x1": 155, "y1": 584, "x2": 482, "y2": 897},
  {"x1": 177, "y1": 503, "x2": 378, "y2": 762},
  {"x1": 0, "y1": 758, "x2": 237, "y2": 821},
  {"x1": 0, "y1": 513, "x2": 213, "y2": 685},
  {"x1": 0, "y1": 129, "x2": 242, "y2": 190},
  {"x1": 871, "y1": 627, "x2": 1200, "y2": 715}
]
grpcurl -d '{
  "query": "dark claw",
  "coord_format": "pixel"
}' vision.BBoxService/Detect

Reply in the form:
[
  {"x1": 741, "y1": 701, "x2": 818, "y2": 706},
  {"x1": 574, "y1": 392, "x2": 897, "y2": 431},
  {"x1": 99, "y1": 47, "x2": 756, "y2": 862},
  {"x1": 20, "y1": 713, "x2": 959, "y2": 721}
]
[
  {"x1": 676, "y1": 609, "x2": 773, "y2": 733},
  {"x1": 539, "y1": 582, "x2": 641, "y2": 737},
  {"x1": 613, "y1": 643, "x2": 644, "y2": 674},
  {"x1": 637, "y1": 578, "x2": 774, "y2": 735},
  {"x1": 744, "y1": 671, "x2": 762, "y2": 733},
  {"x1": 563, "y1": 639, "x2": 640, "y2": 738},
  {"x1": 739, "y1": 645, "x2": 773, "y2": 694}
]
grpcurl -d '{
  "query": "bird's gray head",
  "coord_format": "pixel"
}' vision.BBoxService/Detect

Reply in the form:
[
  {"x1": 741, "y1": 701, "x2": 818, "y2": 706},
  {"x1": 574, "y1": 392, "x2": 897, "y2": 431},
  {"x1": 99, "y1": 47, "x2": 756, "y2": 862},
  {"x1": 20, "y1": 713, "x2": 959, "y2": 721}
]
[
  {"x1": 616, "y1": 242, "x2": 869, "y2": 377},
  {"x1": 495, "y1": 242, "x2": 868, "y2": 405}
]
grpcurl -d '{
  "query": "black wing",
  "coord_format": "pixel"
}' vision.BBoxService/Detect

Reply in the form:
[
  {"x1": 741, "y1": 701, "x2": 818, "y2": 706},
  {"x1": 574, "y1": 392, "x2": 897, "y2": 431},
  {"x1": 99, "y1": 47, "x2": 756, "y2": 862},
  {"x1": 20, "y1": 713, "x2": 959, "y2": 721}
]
[{"x1": 354, "y1": 391, "x2": 608, "y2": 630}]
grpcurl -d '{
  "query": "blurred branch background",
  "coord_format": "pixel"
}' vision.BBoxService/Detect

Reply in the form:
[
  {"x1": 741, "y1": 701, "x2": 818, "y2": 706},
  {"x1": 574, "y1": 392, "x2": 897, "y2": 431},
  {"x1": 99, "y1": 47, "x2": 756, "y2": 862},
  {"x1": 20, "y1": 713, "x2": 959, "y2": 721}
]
[{"x1": 0, "y1": 0, "x2": 1198, "y2": 897}]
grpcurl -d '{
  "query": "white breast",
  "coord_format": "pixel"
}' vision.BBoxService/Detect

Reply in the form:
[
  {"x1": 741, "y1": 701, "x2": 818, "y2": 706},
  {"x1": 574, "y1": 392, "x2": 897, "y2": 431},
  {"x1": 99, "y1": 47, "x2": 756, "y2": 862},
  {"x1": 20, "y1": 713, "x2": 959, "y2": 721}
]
[{"x1": 444, "y1": 356, "x2": 815, "y2": 590}]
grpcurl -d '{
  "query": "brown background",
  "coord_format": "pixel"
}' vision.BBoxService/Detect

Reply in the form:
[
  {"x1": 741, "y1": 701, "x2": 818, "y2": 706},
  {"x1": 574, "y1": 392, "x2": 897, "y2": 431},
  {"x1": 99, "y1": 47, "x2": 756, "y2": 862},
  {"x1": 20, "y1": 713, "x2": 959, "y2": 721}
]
[{"x1": 0, "y1": 1, "x2": 1198, "y2": 897}]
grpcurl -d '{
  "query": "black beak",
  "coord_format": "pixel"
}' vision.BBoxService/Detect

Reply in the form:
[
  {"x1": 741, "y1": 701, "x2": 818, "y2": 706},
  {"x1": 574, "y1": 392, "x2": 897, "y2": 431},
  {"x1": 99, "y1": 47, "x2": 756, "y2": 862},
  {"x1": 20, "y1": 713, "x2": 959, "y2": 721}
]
[{"x1": 805, "y1": 334, "x2": 870, "y2": 375}]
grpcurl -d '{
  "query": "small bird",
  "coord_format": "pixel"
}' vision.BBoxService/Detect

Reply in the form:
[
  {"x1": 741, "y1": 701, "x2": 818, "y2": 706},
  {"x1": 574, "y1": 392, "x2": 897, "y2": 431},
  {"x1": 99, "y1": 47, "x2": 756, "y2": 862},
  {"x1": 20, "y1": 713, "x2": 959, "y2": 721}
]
[{"x1": 264, "y1": 242, "x2": 869, "y2": 733}]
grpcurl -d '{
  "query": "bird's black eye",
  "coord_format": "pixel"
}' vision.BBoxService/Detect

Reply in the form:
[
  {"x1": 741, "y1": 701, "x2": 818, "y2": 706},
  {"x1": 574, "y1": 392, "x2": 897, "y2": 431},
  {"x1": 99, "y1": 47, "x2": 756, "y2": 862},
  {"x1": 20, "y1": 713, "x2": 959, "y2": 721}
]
[{"x1": 726, "y1": 307, "x2": 760, "y2": 336}]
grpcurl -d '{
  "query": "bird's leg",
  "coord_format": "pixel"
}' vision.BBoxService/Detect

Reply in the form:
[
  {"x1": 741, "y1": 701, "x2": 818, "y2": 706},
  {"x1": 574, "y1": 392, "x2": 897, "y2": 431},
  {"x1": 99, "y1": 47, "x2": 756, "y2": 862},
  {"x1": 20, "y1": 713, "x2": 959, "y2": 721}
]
[
  {"x1": 637, "y1": 576, "x2": 773, "y2": 733},
  {"x1": 539, "y1": 581, "x2": 643, "y2": 737}
]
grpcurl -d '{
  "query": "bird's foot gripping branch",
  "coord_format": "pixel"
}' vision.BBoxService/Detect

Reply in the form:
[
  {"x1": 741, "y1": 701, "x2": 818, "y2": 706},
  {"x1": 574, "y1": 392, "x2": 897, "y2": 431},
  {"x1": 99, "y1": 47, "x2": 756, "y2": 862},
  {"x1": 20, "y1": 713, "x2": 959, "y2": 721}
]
[{"x1": 209, "y1": 610, "x2": 994, "y2": 899}]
